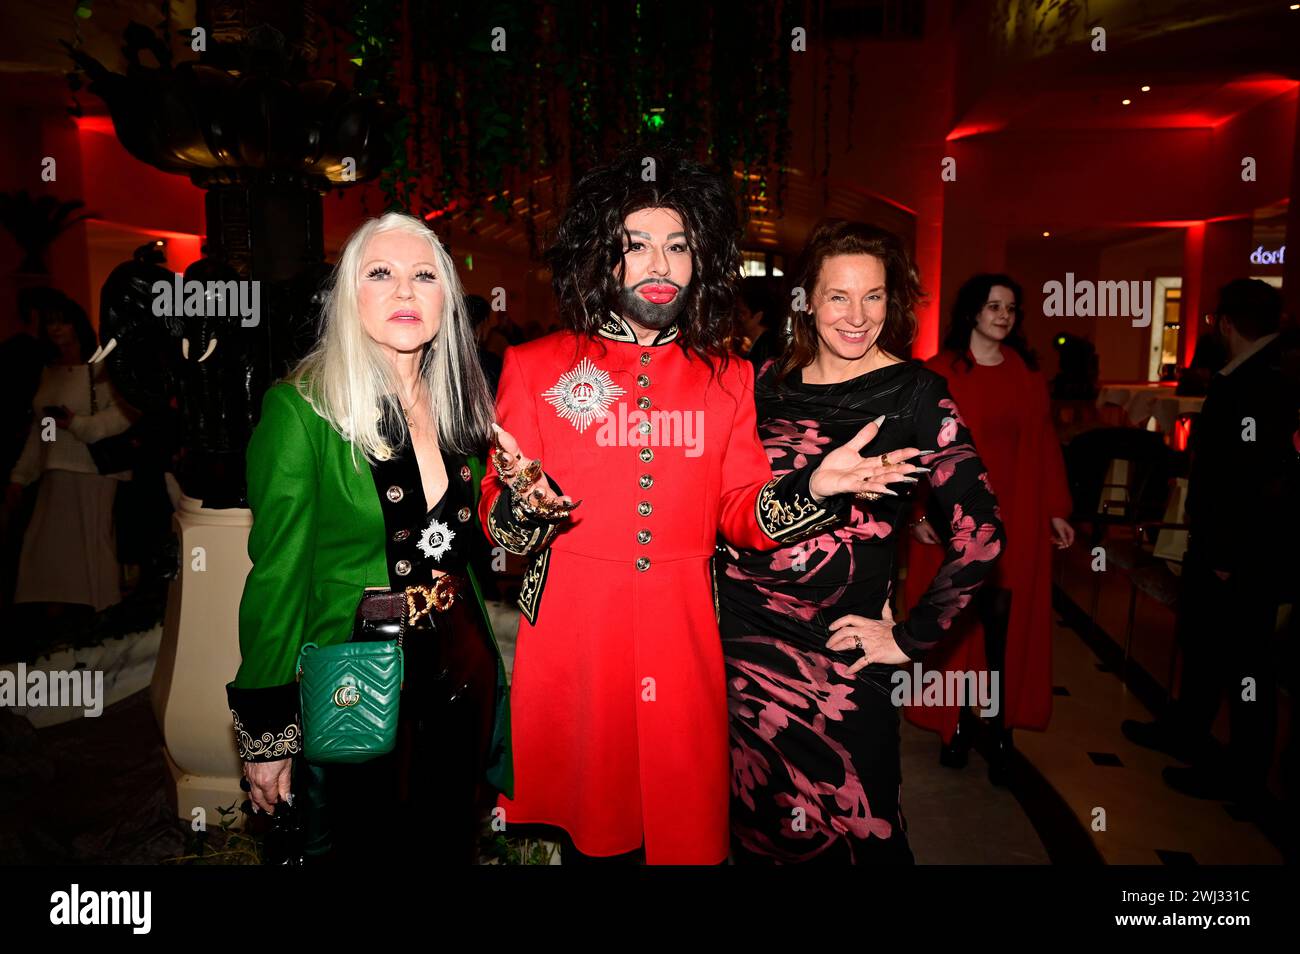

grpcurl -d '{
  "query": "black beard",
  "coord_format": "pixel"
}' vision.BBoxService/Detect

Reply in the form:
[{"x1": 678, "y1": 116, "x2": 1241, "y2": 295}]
[{"x1": 617, "y1": 283, "x2": 688, "y2": 330}]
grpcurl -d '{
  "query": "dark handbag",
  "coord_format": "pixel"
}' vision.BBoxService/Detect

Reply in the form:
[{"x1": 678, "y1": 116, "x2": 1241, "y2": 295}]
[{"x1": 84, "y1": 364, "x2": 142, "y2": 475}]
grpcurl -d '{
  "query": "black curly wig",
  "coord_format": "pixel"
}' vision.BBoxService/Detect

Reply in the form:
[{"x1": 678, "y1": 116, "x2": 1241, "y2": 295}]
[{"x1": 544, "y1": 145, "x2": 741, "y2": 360}]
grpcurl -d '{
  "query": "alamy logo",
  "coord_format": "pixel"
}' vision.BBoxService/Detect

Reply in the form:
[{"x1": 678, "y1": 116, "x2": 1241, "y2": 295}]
[
  {"x1": 50, "y1": 884, "x2": 151, "y2": 934},
  {"x1": 890, "y1": 663, "x2": 999, "y2": 717},
  {"x1": 152, "y1": 273, "x2": 261, "y2": 327},
  {"x1": 1042, "y1": 273, "x2": 1151, "y2": 328},
  {"x1": 594, "y1": 403, "x2": 705, "y2": 457},
  {"x1": 0, "y1": 664, "x2": 104, "y2": 717}
]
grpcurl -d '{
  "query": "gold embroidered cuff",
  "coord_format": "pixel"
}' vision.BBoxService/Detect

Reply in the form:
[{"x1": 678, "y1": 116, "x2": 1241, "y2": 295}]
[
  {"x1": 755, "y1": 468, "x2": 848, "y2": 544},
  {"x1": 486, "y1": 475, "x2": 566, "y2": 556},
  {"x1": 226, "y1": 682, "x2": 301, "y2": 763}
]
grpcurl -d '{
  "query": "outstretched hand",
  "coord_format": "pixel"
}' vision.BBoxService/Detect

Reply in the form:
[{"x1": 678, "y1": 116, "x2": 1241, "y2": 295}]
[
  {"x1": 809, "y1": 416, "x2": 929, "y2": 502},
  {"x1": 491, "y1": 423, "x2": 579, "y2": 517}
]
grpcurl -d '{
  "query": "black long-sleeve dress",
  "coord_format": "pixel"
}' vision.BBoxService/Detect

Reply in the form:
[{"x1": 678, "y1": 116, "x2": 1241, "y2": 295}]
[{"x1": 716, "y1": 359, "x2": 1005, "y2": 864}]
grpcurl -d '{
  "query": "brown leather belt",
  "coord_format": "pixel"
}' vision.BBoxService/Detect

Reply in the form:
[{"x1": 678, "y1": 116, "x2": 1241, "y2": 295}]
[{"x1": 357, "y1": 575, "x2": 463, "y2": 627}]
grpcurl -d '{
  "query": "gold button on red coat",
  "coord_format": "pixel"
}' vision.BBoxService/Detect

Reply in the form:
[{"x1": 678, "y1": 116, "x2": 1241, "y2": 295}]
[
  {"x1": 637, "y1": 530, "x2": 652, "y2": 544},
  {"x1": 639, "y1": 447, "x2": 654, "y2": 462},
  {"x1": 637, "y1": 374, "x2": 650, "y2": 387},
  {"x1": 637, "y1": 397, "x2": 651, "y2": 410},
  {"x1": 639, "y1": 474, "x2": 653, "y2": 489},
  {"x1": 638, "y1": 501, "x2": 652, "y2": 516},
  {"x1": 640, "y1": 352, "x2": 651, "y2": 366},
  {"x1": 636, "y1": 557, "x2": 650, "y2": 571}
]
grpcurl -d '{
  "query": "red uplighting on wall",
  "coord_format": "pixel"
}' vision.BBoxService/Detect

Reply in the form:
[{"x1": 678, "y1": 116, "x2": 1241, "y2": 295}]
[
  {"x1": 945, "y1": 122, "x2": 1006, "y2": 141},
  {"x1": 73, "y1": 115, "x2": 116, "y2": 136}
]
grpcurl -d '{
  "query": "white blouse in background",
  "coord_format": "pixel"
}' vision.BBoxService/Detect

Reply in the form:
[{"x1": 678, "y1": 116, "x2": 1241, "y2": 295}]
[{"x1": 9, "y1": 363, "x2": 134, "y2": 485}]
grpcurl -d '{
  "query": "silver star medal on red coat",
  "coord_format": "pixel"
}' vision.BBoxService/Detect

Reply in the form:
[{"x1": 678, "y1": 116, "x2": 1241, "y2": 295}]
[{"x1": 543, "y1": 357, "x2": 626, "y2": 433}]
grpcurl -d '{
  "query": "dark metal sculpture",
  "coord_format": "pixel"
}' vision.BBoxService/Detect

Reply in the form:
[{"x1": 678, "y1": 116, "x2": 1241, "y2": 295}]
[{"x1": 67, "y1": 1, "x2": 392, "y2": 507}]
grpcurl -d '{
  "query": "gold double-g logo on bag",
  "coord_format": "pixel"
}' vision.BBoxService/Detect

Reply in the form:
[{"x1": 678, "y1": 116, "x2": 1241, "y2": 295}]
[{"x1": 333, "y1": 684, "x2": 361, "y2": 707}]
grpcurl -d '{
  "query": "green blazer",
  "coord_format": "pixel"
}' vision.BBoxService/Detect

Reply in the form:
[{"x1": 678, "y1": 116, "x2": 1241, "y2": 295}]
[{"x1": 226, "y1": 381, "x2": 513, "y2": 797}]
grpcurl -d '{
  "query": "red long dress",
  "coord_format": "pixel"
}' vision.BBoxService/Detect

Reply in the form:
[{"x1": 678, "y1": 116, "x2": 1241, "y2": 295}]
[
  {"x1": 479, "y1": 317, "x2": 847, "y2": 863},
  {"x1": 903, "y1": 349, "x2": 1072, "y2": 740}
]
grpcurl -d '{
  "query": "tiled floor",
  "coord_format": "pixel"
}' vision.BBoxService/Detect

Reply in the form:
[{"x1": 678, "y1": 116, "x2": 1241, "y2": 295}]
[
  {"x1": 2, "y1": 564, "x2": 1282, "y2": 865},
  {"x1": 1015, "y1": 543, "x2": 1284, "y2": 865}
]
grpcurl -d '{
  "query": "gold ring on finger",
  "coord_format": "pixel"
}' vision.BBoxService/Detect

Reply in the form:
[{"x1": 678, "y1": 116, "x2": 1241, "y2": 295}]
[{"x1": 880, "y1": 453, "x2": 891, "y2": 466}]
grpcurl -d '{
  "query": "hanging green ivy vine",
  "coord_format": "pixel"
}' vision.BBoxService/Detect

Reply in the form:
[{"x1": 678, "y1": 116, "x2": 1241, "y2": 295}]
[{"x1": 340, "y1": 0, "x2": 806, "y2": 248}]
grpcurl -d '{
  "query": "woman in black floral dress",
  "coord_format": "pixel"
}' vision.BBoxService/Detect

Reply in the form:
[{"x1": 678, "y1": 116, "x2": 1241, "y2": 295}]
[{"x1": 717, "y1": 220, "x2": 1005, "y2": 863}]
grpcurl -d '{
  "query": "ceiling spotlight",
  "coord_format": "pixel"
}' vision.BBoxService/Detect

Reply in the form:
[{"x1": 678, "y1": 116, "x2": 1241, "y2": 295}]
[
  {"x1": 1291, "y1": 3, "x2": 1299, "y2": 10},
  {"x1": 1122, "y1": 98, "x2": 1132, "y2": 105},
  {"x1": 1140, "y1": 85, "x2": 1151, "y2": 92},
  {"x1": 1042, "y1": 231, "x2": 1051, "y2": 237}
]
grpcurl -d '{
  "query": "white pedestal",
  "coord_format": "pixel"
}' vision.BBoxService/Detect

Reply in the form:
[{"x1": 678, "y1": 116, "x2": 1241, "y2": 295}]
[{"x1": 150, "y1": 495, "x2": 252, "y2": 823}]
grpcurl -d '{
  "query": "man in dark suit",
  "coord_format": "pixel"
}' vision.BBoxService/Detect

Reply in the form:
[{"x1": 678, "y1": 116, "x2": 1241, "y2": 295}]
[{"x1": 1125, "y1": 279, "x2": 1298, "y2": 806}]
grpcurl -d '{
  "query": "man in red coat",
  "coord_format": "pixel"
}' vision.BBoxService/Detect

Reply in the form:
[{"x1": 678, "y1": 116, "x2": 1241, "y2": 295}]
[{"x1": 479, "y1": 149, "x2": 924, "y2": 864}]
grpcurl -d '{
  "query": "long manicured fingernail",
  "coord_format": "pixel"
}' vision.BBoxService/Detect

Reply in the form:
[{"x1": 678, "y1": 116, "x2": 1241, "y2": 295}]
[
  {"x1": 286, "y1": 794, "x2": 295, "y2": 807},
  {"x1": 871, "y1": 415, "x2": 885, "y2": 427},
  {"x1": 911, "y1": 466, "x2": 931, "y2": 473},
  {"x1": 896, "y1": 476, "x2": 919, "y2": 483},
  {"x1": 917, "y1": 449, "x2": 937, "y2": 455},
  {"x1": 882, "y1": 488, "x2": 898, "y2": 495}
]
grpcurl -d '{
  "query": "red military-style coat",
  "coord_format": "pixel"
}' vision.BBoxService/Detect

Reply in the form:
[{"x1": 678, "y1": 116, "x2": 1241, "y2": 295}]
[{"x1": 480, "y1": 314, "x2": 846, "y2": 864}]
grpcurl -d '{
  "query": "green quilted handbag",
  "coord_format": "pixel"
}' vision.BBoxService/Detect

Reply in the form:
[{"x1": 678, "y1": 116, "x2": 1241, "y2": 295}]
[{"x1": 297, "y1": 639, "x2": 404, "y2": 764}]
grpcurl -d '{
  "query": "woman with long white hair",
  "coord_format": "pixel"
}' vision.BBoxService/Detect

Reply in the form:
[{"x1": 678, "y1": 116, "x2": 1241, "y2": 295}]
[{"x1": 226, "y1": 212, "x2": 512, "y2": 863}]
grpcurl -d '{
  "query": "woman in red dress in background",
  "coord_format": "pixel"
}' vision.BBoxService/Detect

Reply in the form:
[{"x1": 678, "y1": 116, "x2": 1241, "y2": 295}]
[{"x1": 903, "y1": 274, "x2": 1075, "y2": 783}]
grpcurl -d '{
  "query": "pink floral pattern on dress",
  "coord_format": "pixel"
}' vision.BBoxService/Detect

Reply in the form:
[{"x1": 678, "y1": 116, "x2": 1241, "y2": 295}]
[
  {"x1": 763, "y1": 418, "x2": 832, "y2": 471},
  {"x1": 728, "y1": 637, "x2": 896, "y2": 862},
  {"x1": 719, "y1": 366, "x2": 1004, "y2": 863}
]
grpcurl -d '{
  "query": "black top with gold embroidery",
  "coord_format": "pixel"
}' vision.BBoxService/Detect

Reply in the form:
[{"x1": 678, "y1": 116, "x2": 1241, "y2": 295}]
[{"x1": 227, "y1": 409, "x2": 485, "y2": 763}]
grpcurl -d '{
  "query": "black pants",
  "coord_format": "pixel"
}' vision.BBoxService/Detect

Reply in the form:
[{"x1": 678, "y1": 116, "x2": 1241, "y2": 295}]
[
  {"x1": 305, "y1": 594, "x2": 498, "y2": 864},
  {"x1": 1173, "y1": 550, "x2": 1279, "y2": 790},
  {"x1": 972, "y1": 584, "x2": 1013, "y2": 730}
]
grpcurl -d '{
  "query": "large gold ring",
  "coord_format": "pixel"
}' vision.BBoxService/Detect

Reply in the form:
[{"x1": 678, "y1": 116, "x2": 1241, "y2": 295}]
[
  {"x1": 880, "y1": 453, "x2": 892, "y2": 466},
  {"x1": 509, "y1": 458, "x2": 543, "y2": 495},
  {"x1": 489, "y1": 443, "x2": 518, "y2": 479},
  {"x1": 855, "y1": 490, "x2": 883, "y2": 501},
  {"x1": 518, "y1": 488, "x2": 580, "y2": 520}
]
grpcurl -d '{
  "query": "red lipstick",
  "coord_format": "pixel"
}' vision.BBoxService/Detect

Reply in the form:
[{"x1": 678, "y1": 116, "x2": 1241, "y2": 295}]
[{"x1": 639, "y1": 284, "x2": 678, "y2": 304}]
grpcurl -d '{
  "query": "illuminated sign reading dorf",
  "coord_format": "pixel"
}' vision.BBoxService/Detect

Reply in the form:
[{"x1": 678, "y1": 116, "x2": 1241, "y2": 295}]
[{"x1": 1250, "y1": 245, "x2": 1286, "y2": 265}]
